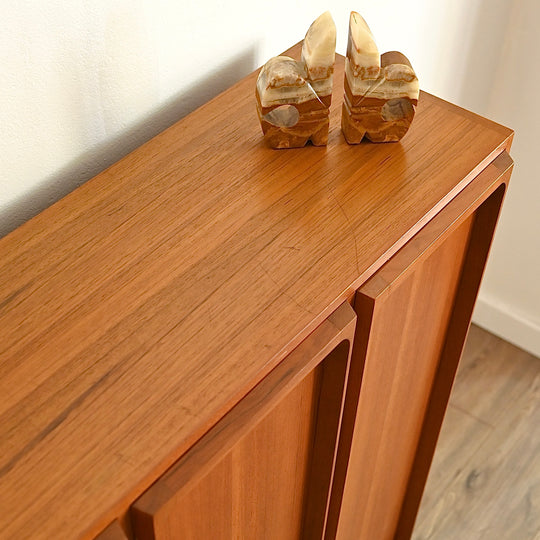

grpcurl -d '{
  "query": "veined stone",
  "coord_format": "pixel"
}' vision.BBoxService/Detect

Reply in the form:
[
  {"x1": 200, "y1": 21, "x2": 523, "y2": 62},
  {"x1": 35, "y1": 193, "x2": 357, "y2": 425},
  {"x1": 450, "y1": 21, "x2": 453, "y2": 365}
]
[
  {"x1": 301, "y1": 11, "x2": 336, "y2": 84},
  {"x1": 342, "y1": 13, "x2": 419, "y2": 144},
  {"x1": 256, "y1": 56, "x2": 316, "y2": 108},
  {"x1": 256, "y1": 12, "x2": 336, "y2": 148},
  {"x1": 347, "y1": 12, "x2": 380, "y2": 80},
  {"x1": 263, "y1": 105, "x2": 300, "y2": 128},
  {"x1": 345, "y1": 58, "x2": 419, "y2": 101}
]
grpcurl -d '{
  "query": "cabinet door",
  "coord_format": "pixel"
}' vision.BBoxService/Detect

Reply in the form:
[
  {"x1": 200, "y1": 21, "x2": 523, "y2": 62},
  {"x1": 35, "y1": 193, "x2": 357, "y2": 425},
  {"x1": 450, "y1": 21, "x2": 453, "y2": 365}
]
[
  {"x1": 131, "y1": 303, "x2": 356, "y2": 540},
  {"x1": 327, "y1": 153, "x2": 512, "y2": 540}
]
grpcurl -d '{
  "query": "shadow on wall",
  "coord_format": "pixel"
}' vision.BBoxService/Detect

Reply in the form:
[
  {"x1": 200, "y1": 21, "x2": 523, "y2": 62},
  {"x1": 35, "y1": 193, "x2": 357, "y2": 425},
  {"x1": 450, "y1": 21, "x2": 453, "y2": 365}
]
[
  {"x1": 0, "y1": 45, "x2": 259, "y2": 239},
  {"x1": 456, "y1": 0, "x2": 513, "y2": 116}
]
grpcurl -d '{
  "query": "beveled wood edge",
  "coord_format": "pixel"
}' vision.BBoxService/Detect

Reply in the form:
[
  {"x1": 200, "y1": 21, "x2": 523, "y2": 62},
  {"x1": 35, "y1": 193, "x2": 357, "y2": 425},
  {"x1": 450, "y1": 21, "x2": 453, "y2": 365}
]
[
  {"x1": 94, "y1": 520, "x2": 128, "y2": 540},
  {"x1": 394, "y1": 174, "x2": 511, "y2": 539},
  {"x1": 324, "y1": 293, "x2": 376, "y2": 540},
  {"x1": 359, "y1": 151, "x2": 513, "y2": 299},
  {"x1": 255, "y1": 145, "x2": 512, "y2": 377},
  {"x1": 301, "y1": 341, "x2": 353, "y2": 539},
  {"x1": 243, "y1": 149, "x2": 514, "y2": 439},
  {"x1": 131, "y1": 302, "x2": 356, "y2": 522},
  {"x1": 349, "y1": 145, "x2": 513, "y2": 289}
]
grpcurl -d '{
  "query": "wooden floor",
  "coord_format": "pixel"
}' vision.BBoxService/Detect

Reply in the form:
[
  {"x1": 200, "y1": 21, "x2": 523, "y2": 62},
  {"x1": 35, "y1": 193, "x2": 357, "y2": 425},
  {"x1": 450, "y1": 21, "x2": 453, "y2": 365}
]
[{"x1": 412, "y1": 324, "x2": 540, "y2": 540}]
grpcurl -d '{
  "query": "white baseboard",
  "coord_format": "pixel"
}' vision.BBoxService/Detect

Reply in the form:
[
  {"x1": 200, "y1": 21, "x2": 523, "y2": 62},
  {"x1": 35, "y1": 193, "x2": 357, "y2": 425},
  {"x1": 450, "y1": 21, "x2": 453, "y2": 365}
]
[{"x1": 472, "y1": 294, "x2": 540, "y2": 359}]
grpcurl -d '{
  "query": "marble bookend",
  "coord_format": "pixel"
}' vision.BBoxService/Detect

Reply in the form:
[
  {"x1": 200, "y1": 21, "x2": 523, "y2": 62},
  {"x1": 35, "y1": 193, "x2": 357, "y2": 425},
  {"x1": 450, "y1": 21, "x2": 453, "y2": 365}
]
[
  {"x1": 256, "y1": 12, "x2": 336, "y2": 149},
  {"x1": 342, "y1": 12, "x2": 419, "y2": 144}
]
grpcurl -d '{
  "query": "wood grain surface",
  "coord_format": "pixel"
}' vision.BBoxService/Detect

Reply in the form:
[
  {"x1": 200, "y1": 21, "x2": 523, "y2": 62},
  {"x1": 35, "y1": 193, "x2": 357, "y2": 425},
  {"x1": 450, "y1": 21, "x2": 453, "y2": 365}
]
[
  {"x1": 146, "y1": 368, "x2": 323, "y2": 540},
  {"x1": 132, "y1": 303, "x2": 355, "y2": 540},
  {"x1": 331, "y1": 163, "x2": 508, "y2": 539},
  {"x1": 325, "y1": 151, "x2": 512, "y2": 540},
  {"x1": 395, "y1": 176, "x2": 509, "y2": 539},
  {"x1": 331, "y1": 212, "x2": 474, "y2": 540},
  {"x1": 94, "y1": 521, "x2": 128, "y2": 540},
  {"x1": 0, "y1": 43, "x2": 513, "y2": 539}
]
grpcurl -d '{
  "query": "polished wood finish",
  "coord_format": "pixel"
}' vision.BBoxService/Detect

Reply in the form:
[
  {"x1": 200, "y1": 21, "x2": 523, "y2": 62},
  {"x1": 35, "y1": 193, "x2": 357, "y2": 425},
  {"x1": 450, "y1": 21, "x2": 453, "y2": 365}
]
[
  {"x1": 132, "y1": 303, "x2": 356, "y2": 539},
  {"x1": 94, "y1": 521, "x2": 128, "y2": 540},
  {"x1": 396, "y1": 179, "x2": 509, "y2": 539},
  {"x1": 0, "y1": 42, "x2": 513, "y2": 539},
  {"x1": 413, "y1": 325, "x2": 540, "y2": 540},
  {"x1": 334, "y1": 217, "x2": 473, "y2": 540},
  {"x1": 327, "y1": 153, "x2": 512, "y2": 540}
]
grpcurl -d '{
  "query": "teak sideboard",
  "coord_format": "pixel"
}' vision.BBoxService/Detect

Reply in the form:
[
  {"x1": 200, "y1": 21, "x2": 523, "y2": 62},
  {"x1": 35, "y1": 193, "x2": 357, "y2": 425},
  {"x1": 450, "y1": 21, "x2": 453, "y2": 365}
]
[{"x1": 0, "y1": 45, "x2": 513, "y2": 540}]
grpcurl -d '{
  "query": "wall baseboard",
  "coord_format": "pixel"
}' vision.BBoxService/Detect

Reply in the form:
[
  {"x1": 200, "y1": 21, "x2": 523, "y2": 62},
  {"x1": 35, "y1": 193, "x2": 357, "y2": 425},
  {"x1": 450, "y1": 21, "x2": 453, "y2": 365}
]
[{"x1": 472, "y1": 294, "x2": 540, "y2": 359}]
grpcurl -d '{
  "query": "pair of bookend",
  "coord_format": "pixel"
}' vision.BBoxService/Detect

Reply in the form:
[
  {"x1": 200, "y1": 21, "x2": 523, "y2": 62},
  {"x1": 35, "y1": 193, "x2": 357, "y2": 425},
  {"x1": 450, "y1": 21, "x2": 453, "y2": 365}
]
[
  {"x1": 256, "y1": 12, "x2": 336, "y2": 149},
  {"x1": 342, "y1": 12, "x2": 419, "y2": 143}
]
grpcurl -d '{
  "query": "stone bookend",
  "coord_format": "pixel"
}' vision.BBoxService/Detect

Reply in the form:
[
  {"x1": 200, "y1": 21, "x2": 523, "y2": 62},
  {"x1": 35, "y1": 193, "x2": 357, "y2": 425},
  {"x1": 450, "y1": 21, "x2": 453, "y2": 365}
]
[
  {"x1": 256, "y1": 12, "x2": 336, "y2": 149},
  {"x1": 342, "y1": 12, "x2": 419, "y2": 144}
]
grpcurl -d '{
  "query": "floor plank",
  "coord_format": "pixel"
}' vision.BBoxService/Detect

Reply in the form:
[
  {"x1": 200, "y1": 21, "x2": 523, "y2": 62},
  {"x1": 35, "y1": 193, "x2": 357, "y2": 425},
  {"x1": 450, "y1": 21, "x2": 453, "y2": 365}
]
[{"x1": 413, "y1": 324, "x2": 540, "y2": 540}]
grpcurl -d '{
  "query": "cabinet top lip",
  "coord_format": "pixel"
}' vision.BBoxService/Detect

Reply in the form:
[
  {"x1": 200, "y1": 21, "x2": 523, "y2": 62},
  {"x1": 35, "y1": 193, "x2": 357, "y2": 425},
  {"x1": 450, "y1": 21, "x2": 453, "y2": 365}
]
[{"x1": 0, "y1": 44, "x2": 513, "y2": 540}]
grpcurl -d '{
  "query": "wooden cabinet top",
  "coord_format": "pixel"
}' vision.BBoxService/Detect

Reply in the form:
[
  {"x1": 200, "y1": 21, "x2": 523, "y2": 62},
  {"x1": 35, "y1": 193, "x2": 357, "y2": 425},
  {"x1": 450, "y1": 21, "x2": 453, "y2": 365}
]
[{"x1": 0, "y1": 45, "x2": 512, "y2": 539}]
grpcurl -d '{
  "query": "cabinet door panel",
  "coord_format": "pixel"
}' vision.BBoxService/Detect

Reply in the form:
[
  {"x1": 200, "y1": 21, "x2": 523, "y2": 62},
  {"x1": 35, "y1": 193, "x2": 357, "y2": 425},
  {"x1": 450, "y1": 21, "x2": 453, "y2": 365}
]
[
  {"x1": 132, "y1": 303, "x2": 356, "y2": 540},
  {"x1": 328, "y1": 156, "x2": 511, "y2": 540},
  {"x1": 337, "y1": 215, "x2": 473, "y2": 540}
]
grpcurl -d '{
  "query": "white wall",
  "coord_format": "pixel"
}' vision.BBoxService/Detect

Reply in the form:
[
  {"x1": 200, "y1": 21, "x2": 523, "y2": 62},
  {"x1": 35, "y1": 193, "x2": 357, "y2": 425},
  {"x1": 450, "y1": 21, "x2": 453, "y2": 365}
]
[
  {"x1": 1, "y1": 0, "x2": 539, "y2": 356},
  {"x1": 467, "y1": 0, "x2": 540, "y2": 359}
]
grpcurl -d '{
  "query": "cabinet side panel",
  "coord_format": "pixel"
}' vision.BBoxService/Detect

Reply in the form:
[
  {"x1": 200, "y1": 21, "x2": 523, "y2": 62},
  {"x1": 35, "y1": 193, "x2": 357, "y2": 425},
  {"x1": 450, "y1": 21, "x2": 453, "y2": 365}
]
[{"x1": 336, "y1": 215, "x2": 474, "y2": 540}]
